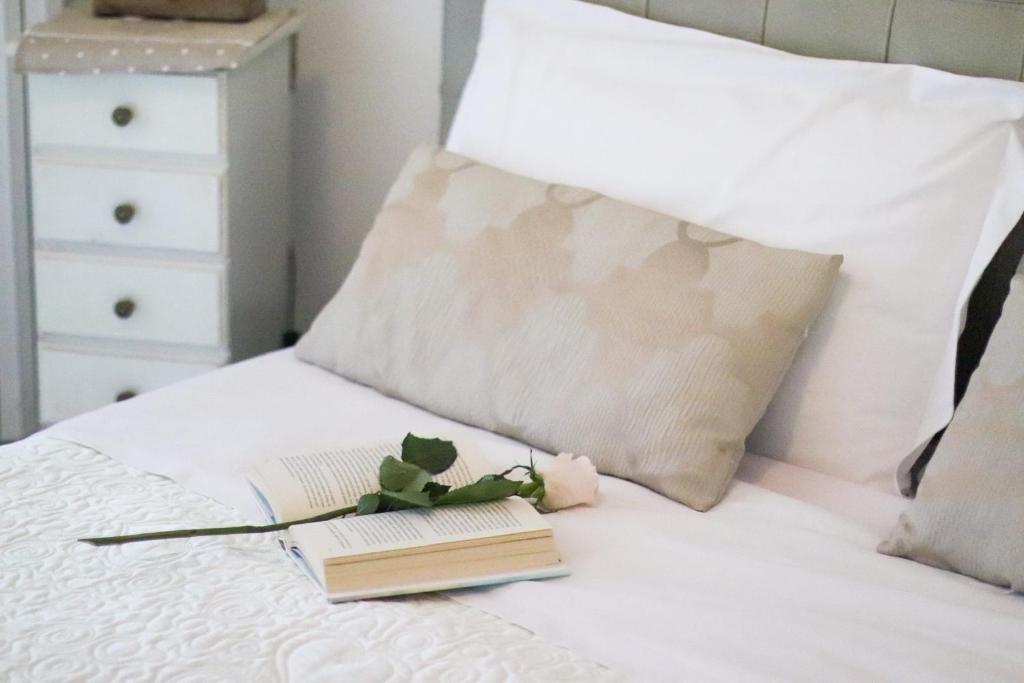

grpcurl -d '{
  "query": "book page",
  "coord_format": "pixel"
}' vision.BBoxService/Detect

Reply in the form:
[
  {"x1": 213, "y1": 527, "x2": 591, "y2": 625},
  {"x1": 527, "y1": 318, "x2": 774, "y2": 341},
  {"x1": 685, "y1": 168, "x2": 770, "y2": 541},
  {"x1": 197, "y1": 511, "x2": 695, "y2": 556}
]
[
  {"x1": 287, "y1": 496, "x2": 550, "y2": 584},
  {"x1": 247, "y1": 436, "x2": 495, "y2": 523}
]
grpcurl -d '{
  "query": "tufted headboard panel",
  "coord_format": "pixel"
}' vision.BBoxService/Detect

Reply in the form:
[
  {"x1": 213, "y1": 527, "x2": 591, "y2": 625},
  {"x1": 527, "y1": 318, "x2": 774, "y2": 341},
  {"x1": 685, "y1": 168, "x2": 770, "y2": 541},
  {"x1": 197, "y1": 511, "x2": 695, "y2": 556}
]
[{"x1": 443, "y1": 0, "x2": 1024, "y2": 135}]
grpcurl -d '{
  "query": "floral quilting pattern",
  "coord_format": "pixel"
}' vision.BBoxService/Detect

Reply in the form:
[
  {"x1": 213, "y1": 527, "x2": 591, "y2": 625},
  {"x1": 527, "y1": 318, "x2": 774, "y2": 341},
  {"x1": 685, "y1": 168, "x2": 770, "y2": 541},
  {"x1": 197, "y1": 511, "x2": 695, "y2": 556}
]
[{"x1": 0, "y1": 438, "x2": 624, "y2": 682}]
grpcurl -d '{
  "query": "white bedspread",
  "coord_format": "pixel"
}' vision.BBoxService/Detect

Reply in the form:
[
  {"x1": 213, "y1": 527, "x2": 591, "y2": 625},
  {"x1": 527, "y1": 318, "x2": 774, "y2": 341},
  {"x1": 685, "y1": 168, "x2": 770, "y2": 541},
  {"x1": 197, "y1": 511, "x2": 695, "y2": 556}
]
[
  {"x1": 0, "y1": 439, "x2": 620, "y2": 682},
  {"x1": 42, "y1": 350, "x2": 1024, "y2": 682}
]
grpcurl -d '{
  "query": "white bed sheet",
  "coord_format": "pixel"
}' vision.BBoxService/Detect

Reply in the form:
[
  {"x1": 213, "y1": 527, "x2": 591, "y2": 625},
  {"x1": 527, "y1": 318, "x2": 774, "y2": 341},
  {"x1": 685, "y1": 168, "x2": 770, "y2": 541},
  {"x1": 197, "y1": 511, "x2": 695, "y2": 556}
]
[{"x1": 44, "y1": 350, "x2": 1024, "y2": 681}]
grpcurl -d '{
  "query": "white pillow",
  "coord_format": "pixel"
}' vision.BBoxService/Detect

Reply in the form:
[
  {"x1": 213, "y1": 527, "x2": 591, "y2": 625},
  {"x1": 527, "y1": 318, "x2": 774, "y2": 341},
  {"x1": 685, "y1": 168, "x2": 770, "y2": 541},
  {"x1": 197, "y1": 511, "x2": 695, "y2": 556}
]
[{"x1": 447, "y1": 0, "x2": 1024, "y2": 494}]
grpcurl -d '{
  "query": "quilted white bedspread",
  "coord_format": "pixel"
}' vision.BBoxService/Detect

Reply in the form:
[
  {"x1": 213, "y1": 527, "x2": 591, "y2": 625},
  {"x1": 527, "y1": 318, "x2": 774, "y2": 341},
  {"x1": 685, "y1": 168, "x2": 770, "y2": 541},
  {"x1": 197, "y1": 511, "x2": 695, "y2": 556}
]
[{"x1": 0, "y1": 439, "x2": 622, "y2": 682}]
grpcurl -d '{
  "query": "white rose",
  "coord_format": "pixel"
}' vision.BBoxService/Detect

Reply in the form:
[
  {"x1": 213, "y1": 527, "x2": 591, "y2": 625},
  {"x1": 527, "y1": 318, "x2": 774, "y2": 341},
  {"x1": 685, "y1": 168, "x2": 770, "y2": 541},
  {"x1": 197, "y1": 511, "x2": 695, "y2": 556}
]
[{"x1": 537, "y1": 453, "x2": 599, "y2": 512}]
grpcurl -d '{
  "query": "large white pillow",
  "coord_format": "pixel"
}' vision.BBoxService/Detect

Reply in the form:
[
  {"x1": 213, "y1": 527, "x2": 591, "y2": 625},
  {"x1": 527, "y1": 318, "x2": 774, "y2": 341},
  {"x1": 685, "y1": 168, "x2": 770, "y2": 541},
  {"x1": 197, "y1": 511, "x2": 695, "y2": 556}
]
[{"x1": 447, "y1": 0, "x2": 1024, "y2": 493}]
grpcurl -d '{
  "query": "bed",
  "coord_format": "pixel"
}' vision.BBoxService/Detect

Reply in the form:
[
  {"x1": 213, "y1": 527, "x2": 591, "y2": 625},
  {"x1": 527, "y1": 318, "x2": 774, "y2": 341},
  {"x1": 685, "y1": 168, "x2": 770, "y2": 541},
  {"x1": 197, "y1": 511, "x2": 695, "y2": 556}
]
[
  {"x1": 6, "y1": 350, "x2": 1023, "y2": 681},
  {"x1": 6, "y1": 1, "x2": 1024, "y2": 681}
]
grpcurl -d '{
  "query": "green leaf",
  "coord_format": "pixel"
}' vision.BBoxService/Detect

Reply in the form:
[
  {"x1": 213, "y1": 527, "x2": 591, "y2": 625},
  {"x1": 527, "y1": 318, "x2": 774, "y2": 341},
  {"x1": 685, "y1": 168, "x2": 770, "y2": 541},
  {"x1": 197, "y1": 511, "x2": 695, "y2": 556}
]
[
  {"x1": 356, "y1": 493, "x2": 380, "y2": 516},
  {"x1": 401, "y1": 433, "x2": 458, "y2": 474},
  {"x1": 423, "y1": 482, "x2": 451, "y2": 500},
  {"x1": 518, "y1": 479, "x2": 540, "y2": 499},
  {"x1": 435, "y1": 476, "x2": 521, "y2": 506},
  {"x1": 531, "y1": 485, "x2": 545, "y2": 509},
  {"x1": 379, "y1": 455, "x2": 431, "y2": 493},
  {"x1": 379, "y1": 490, "x2": 434, "y2": 511}
]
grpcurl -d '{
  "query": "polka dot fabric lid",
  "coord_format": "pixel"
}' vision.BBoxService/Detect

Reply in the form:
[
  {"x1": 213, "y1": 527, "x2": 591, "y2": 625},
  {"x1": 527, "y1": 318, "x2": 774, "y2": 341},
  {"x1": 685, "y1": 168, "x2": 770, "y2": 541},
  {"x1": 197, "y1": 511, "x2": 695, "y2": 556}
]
[{"x1": 16, "y1": 1, "x2": 298, "y2": 75}]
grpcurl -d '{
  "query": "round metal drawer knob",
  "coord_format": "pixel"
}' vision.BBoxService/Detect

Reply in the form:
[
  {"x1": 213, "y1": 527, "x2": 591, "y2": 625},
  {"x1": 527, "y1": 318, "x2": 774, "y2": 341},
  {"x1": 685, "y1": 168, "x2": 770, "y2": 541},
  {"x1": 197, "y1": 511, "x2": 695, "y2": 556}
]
[
  {"x1": 113, "y1": 298, "x2": 136, "y2": 319},
  {"x1": 114, "y1": 203, "x2": 136, "y2": 225},
  {"x1": 111, "y1": 105, "x2": 134, "y2": 127},
  {"x1": 115, "y1": 389, "x2": 137, "y2": 402}
]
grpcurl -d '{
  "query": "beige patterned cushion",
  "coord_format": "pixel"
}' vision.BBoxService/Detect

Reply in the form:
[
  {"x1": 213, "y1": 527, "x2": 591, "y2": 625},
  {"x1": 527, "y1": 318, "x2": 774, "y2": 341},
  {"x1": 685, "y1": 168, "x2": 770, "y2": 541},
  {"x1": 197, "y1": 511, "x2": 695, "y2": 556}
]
[
  {"x1": 297, "y1": 147, "x2": 842, "y2": 511},
  {"x1": 880, "y1": 276, "x2": 1024, "y2": 591}
]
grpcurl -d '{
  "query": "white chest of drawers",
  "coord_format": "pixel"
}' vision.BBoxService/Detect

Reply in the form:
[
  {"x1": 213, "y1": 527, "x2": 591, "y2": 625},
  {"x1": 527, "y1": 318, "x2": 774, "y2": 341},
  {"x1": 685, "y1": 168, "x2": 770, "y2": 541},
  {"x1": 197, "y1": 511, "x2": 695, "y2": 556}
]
[{"x1": 29, "y1": 38, "x2": 294, "y2": 425}]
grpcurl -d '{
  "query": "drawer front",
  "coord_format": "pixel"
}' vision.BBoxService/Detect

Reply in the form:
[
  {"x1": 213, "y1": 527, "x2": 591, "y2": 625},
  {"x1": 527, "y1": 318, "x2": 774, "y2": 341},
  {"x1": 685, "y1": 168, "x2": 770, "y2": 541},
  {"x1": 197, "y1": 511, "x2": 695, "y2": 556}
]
[
  {"x1": 38, "y1": 347, "x2": 217, "y2": 424},
  {"x1": 33, "y1": 162, "x2": 222, "y2": 252},
  {"x1": 29, "y1": 73, "x2": 220, "y2": 155},
  {"x1": 35, "y1": 256, "x2": 223, "y2": 347}
]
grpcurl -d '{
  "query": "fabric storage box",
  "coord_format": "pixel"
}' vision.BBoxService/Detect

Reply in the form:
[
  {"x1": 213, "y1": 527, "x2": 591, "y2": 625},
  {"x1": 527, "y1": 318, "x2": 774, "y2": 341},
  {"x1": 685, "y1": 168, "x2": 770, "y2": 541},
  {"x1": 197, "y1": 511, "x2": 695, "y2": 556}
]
[{"x1": 93, "y1": 0, "x2": 266, "y2": 22}]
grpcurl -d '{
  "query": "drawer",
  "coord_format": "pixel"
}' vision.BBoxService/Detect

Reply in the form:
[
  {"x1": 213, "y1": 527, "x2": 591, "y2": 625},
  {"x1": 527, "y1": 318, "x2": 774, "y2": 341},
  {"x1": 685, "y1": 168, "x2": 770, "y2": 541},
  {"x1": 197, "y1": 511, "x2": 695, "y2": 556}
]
[
  {"x1": 38, "y1": 347, "x2": 217, "y2": 424},
  {"x1": 32, "y1": 161, "x2": 222, "y2": 252},
  {"x1": 29, "y1": 72, "x2": 220, "y2": 156},
  {"x1": 35, "y1": 255, "x2": 224, "y2": 347}
]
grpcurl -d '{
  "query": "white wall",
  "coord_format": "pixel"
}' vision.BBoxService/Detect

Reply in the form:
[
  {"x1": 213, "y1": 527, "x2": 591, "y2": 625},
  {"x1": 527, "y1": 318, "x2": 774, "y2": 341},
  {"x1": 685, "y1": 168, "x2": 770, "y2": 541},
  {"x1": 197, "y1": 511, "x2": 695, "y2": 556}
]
[{"x1": 291, "y1": 0, "x2": 444, "y2": 330}]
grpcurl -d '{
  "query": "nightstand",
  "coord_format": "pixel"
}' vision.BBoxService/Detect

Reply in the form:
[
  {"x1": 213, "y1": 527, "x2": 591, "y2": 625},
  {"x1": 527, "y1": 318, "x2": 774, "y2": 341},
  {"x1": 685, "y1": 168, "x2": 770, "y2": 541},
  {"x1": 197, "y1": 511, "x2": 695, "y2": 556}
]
[{"x1": 20, "y1": 5, "x2": 300, "y2": 424}]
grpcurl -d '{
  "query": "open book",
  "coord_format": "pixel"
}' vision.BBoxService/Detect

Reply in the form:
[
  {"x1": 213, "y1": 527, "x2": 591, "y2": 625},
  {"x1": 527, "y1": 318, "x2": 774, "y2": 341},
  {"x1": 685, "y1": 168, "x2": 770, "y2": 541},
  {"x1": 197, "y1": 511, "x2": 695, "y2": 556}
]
[{"x1": 247, "y1": 438, "x2": 568, "y2": 602}]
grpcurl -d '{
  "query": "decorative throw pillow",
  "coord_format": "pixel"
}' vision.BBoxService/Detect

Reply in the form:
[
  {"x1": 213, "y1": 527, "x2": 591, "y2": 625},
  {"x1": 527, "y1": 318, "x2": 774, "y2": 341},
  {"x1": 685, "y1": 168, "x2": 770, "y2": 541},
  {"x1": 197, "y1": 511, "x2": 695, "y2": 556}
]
[
  {"x1": 296, "y1": 147, "x2": 842, "y2": 511},
  {"x1": 880, "y1": 276, "x2": 1024, "y2": 591}
]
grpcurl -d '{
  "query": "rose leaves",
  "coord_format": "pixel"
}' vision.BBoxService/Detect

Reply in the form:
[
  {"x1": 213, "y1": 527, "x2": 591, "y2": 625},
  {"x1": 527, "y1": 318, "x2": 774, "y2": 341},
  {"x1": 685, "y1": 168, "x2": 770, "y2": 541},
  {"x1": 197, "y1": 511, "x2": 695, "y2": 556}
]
[{"x1": 356, "y1": 433, "x2": 525, "y2": 515}]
